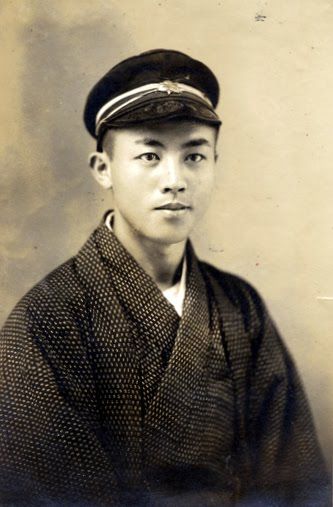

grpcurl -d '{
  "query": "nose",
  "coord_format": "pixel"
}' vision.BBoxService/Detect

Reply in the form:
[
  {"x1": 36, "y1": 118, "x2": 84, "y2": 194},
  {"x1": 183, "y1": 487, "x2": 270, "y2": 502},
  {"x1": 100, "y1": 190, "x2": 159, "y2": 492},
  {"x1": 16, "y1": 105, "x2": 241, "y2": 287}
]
[{"x1": 160, "y1": 158, "x2": 187, "y2": 194}]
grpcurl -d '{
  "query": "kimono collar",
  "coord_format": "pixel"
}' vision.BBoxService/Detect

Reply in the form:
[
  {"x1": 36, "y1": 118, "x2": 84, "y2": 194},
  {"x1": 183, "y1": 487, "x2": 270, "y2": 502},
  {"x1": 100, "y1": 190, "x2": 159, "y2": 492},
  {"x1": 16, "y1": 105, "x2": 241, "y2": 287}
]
[{"x1": 104, "y1": 209, "x2": 187, "y2": 316}]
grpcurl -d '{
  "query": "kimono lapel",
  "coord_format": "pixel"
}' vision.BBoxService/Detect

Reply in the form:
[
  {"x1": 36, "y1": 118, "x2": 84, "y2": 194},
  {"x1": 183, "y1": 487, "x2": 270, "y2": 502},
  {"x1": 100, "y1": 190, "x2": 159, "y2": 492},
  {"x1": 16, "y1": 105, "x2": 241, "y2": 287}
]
[
  {"x1": 143, "y1": 243, "x2": 214, "y2": 464},
  {"x1": 93, "y1": 224, "x2": 181, "y2": 416},
  {"x1": 74, "y1": 224, "x2": 144, "y2": 488}
]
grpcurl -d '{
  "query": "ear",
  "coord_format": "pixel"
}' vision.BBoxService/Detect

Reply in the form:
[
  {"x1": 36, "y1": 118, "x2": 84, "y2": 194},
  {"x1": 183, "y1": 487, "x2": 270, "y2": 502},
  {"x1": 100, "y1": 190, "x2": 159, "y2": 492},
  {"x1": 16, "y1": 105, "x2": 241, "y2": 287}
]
[{"x1": 89, "y1": 151, "x2": 113, "y2": 189}]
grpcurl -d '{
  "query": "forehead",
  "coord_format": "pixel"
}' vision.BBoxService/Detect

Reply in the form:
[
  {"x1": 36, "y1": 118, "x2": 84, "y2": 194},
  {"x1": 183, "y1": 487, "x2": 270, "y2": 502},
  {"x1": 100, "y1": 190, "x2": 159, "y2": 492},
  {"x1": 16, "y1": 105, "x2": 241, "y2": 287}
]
[{"x1": 103, "y1": 120, "x2": 218, "y2": 148}]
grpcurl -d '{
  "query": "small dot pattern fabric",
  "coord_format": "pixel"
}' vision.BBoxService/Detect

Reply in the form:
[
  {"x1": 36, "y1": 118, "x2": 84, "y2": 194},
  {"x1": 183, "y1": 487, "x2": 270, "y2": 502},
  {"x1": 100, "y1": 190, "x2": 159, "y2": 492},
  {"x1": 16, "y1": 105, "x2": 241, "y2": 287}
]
[{"x1": 0, "y1": 219, "x2": 329, "y2": 506}]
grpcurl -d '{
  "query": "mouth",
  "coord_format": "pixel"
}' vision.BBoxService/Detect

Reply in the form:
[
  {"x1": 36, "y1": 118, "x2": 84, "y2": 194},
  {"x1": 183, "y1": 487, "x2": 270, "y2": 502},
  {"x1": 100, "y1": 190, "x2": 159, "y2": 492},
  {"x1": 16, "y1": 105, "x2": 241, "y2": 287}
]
[{"x1": 155, "y1": 202, "x2": 191, "y2": 211}]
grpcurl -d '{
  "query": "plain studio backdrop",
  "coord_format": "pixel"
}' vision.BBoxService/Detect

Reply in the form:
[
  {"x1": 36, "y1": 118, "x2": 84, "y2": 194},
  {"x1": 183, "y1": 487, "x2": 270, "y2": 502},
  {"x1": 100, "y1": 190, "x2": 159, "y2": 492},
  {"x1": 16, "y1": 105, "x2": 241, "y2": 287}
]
[{"x1": 0, "y1": 1, "x2": 332, "y2": 463}]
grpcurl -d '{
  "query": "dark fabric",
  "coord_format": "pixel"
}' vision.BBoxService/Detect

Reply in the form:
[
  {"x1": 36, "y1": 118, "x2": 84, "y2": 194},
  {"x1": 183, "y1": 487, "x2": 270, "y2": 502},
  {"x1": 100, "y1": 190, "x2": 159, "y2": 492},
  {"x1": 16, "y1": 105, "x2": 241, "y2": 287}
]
[{"x1": 0, "y1": 222, "x2": 329, "y2": 506}]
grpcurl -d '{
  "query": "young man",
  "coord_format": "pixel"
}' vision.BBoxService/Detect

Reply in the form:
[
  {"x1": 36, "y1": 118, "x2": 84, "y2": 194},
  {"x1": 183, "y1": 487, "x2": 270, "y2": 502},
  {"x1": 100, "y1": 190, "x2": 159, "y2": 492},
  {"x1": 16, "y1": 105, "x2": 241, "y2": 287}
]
[{"x1": 0, "y1": 49, "x2": 328, "y2": 506}]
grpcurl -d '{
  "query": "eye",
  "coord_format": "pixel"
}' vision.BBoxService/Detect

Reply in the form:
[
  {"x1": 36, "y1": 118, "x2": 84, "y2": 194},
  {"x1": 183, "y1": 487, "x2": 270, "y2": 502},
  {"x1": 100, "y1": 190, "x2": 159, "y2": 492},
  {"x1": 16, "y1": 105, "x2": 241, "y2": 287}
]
[
  {"x1": 185, "y1": 153, "x2": 206, "y2": 163},
  {"x1": 136, "y1": 153, "x2": 160, "y2": 162}
]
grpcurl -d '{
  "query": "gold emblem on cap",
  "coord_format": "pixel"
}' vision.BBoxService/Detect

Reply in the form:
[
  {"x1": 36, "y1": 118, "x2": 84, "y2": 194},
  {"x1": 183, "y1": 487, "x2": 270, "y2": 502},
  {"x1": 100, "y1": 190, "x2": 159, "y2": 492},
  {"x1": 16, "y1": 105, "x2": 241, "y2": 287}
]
[{"x1": 157, "y1": 81, "x2": 183, "y2": 95}]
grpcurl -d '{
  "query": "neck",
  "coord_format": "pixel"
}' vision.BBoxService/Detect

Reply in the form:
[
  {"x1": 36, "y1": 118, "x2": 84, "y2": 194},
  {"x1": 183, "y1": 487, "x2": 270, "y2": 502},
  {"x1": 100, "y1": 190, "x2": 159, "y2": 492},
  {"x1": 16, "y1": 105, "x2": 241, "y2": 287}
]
[{"x1": 112, "y1": 214, "x2": 186, "y2": 291}]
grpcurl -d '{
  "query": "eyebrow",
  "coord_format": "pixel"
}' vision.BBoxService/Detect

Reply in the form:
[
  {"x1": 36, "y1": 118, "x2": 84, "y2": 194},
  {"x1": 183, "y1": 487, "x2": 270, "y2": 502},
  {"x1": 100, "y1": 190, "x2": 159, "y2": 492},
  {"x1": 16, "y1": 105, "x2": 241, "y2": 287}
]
[
  {"x1": 135, "y1": 138, "x2": 165, "y2": 148},
  {"x1": 134, "y1": 137, "x2": 212, "y2": 149},
  {"x1": 180, "y1": 138, "x2": 211, "y2": 149}
]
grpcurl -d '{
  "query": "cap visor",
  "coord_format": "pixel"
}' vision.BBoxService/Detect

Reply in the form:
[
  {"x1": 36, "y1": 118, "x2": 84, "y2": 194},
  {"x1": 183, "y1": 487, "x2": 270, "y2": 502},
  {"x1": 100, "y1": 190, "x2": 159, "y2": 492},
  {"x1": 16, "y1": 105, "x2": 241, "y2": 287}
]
[{"x1": 101, "y1": 94, "x2": 221, "y2": 127}]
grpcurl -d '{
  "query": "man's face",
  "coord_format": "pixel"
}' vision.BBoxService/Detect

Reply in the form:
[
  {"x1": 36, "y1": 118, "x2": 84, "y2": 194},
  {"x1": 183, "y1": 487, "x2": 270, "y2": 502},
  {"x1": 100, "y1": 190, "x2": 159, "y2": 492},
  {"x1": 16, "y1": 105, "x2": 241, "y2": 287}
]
[{"x1": 95, "y1": 120, "x2": 218, "y2": 246}]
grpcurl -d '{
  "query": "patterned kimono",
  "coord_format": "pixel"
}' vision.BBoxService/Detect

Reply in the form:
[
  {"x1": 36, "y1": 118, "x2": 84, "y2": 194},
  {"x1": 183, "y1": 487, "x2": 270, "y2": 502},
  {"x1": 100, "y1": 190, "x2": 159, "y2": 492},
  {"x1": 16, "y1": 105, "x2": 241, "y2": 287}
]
[{"x1": 0, "y1": 220, "x2": 328, "y2": 506}]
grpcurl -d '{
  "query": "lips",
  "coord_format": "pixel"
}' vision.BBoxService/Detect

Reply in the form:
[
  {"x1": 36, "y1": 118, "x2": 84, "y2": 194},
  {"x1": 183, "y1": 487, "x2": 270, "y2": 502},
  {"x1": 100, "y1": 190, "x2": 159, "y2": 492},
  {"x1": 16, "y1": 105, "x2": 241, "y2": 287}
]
[{"x1": 155, "y1": 202, "x2": 191, "y2": 210}]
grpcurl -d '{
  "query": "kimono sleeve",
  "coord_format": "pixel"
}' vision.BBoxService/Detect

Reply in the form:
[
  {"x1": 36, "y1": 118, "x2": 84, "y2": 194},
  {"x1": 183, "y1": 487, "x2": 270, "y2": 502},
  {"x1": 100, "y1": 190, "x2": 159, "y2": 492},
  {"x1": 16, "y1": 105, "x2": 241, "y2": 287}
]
[
  {"x1": 0, "y1": 290, "x2": 117, "y2": 506},
  {"x1": 242, "y1": 287, "x2": 330, "y2": 506}
]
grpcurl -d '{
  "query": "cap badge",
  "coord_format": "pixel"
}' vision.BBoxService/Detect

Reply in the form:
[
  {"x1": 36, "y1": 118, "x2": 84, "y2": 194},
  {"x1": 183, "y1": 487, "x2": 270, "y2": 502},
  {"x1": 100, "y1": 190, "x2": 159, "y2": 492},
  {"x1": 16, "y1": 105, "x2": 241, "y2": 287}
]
[{"x1": 158, "y1": 81, "x2": 183, "y2": 95}]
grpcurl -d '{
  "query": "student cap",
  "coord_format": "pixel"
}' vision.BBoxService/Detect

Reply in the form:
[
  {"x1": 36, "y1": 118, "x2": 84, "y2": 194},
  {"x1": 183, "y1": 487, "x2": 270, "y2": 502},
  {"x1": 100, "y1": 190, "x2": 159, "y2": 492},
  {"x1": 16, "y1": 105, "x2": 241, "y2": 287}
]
[{"x1": 83, "y1": 48, "x2": 221, "y2": 150}]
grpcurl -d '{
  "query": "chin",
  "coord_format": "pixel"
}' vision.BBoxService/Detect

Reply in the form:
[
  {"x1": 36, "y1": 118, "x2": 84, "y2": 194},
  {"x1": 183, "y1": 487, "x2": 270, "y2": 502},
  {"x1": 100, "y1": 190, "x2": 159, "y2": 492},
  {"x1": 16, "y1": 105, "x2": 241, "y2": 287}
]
[{"x1": 145, "y1": 229, "x2": 191, "y2": 245}]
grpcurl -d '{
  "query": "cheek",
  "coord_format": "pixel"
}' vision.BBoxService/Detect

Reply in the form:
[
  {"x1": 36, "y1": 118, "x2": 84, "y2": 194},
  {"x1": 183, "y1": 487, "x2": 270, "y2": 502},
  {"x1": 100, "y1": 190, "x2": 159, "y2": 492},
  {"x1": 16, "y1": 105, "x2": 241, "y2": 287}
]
[
  {"x1": 193, "y1": 170, "x2": 215, "y2": 203},
  {"x1": 112, "y1": 172, "x2": 150, "y2": 214},
  {"x1": 112, "y1": 179, "x2": 135, "y2": 212},
  {"x1": 112, "y1": 167, "x2": 136, "y2": 196}
]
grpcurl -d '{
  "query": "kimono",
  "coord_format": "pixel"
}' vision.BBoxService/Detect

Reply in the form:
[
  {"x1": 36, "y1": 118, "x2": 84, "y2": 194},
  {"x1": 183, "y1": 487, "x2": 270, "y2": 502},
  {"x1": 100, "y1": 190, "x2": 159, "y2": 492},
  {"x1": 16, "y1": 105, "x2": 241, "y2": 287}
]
[{"x1": 0, "y1": 219, "x2": 329, "y2": 506}]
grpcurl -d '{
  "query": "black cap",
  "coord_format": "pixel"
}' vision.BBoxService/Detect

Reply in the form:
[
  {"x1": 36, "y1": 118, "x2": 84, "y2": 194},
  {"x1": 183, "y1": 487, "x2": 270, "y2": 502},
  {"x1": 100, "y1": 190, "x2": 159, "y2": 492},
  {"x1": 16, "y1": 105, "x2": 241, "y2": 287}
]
[{"x1": 83, "y1": 49, "x2": 221, "y2": 150}]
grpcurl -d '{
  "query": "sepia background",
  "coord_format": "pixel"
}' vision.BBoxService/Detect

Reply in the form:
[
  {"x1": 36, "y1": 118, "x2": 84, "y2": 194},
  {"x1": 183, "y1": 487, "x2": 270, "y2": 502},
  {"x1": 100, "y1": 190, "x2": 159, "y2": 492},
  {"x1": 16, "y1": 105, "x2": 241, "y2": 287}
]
[{"x1": 1, "y1": 0, "x2": 332, "y2": 462}]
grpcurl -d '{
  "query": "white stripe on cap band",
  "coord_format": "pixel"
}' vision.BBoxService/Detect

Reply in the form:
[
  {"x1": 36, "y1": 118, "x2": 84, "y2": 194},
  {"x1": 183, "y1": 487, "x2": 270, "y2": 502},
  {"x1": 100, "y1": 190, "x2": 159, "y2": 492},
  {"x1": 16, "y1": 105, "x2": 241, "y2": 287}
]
[
  {"x1": 95, "y1": 81, "x2": 213, "y2": 134},
  {"x1": 97, "y1": 91, "x2": 156, "y2": 134}
]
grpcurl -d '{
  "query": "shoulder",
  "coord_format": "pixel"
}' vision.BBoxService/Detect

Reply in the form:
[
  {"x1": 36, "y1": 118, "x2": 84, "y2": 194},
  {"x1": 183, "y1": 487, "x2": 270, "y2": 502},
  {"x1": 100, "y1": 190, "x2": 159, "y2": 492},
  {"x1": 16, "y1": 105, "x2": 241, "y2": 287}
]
[
  {"x1": 200, "y1": 260, "x2": 265, "y2": 319},
  {"x1": 201, "y1": 260, "x2": 291, "y2": 370},
  {"x1": 2, "y1": 257, "x2": 85, "y2": 335}
]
